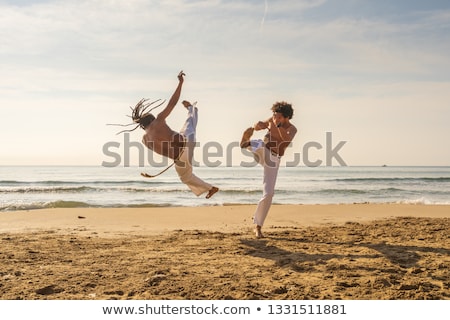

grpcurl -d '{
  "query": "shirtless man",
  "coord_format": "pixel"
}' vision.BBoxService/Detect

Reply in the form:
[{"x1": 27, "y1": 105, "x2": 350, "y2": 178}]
[
  {"x1": 132, "y1": 71, "x2": 218, "y2": 199},
  {"x1": 240, "y1": 102, "x2": 297, "y2": 238}
]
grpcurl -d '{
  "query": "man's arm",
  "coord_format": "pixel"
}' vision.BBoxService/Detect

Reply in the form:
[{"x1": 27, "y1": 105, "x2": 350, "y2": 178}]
[
  {"x1": 157, "y1": 71, "x2": 185, "y2": 120},
  {"x1": 253, "y1": 117, "x2": 271, "y2": 131}
]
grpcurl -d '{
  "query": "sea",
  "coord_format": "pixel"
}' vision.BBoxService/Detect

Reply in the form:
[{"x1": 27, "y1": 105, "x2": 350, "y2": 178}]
[{"x1": 1, "y1": 166, "x2": 450, "y2": 211}]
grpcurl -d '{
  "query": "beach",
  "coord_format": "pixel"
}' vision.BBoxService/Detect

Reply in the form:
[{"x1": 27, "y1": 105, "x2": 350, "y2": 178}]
[{"x1": 1, "y1": 204, "x2": 449, "y2": 300}]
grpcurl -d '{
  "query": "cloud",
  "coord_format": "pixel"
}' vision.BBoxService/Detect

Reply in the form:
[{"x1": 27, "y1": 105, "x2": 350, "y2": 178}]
[
  {"x1": 260, "y1": 0, "x2": 268, "y2": 32},
  {"x1": 1, "y1": 0, "x2": 450, "y2": 165},
  {"x1": 2, "y1": 0, "x2": 449, "y2": 94}
]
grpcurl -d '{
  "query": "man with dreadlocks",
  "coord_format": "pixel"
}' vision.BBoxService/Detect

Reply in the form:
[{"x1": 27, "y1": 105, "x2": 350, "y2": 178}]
[{"x1": 127, "y1": 71, "x2": 218, "y2": 199}]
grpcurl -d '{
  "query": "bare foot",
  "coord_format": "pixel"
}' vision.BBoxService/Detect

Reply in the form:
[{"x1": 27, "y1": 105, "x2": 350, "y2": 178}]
[
  {"x1": 240, "y1": 127, "x2": 254, "y2": 148},
  {"x1": 255, "y1": 225, "x2": 264, "y2": 239},
  {"x1": 182, "y1": 100, "x2": 191, "y2": 109},
  {"x1": 206, "y1": 186, "x2": 219, "y2": 199}
]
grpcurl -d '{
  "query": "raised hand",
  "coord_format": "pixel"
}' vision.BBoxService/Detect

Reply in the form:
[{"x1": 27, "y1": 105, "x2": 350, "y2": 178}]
[{"x1": 178, "y1": 70, "x2": 185, "y2": 82}]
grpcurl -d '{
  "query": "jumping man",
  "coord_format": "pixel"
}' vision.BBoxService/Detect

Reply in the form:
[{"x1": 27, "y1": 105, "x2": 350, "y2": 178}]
[{"x1": 116, "y1": 71, "x2": 218, "y2": 199}]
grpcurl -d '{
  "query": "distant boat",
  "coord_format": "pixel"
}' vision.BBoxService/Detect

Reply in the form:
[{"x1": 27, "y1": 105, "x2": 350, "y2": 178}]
[{"x1": 382, "y1": 164, "x2": 387, "y2": 167}]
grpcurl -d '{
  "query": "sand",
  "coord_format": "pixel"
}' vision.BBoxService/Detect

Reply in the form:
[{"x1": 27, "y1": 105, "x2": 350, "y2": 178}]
[{"x1": 0, "y1": 204, "x2": 449, "y2": 300}]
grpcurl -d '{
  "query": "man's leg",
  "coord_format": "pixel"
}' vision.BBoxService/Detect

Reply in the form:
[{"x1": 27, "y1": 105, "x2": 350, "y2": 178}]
[
  {"x1": 175, "y1": 150, "x2": 214, "y2": 196},
  {"x1": 253, "y1": 151, "x2": 280, "y2": 237},
  {"x1": 242, "y1": 125, "x2": 280, "y2": 237},
  {"x1": 240, "y1": 127, "x2": 254, "y2": 148},
  {"x1": 180, "y1": 104, "x2": 198, "y2": 143},
  {"x1": 176, "y1": 103, "x2": 218, "y2": 198}
]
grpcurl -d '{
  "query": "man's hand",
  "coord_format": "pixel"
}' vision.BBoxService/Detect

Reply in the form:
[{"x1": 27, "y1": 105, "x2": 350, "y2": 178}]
[
  {"x1": 254, "y1": 121, "x2": 269, "y2": 131},
  {"x1": 158, "y1": 71, "x2": 185, "y2": 120},
  {"x1": 178, "y1": 70, "x2": 185, "y2": 83},
  {"x1": 268, "y1": 117, "x2": 278, "y2": 129}
]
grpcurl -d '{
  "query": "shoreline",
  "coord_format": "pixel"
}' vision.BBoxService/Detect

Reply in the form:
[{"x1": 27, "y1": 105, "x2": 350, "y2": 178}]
[{"x1": 1, "y1": 203, "x2": 450, "y2": 237}]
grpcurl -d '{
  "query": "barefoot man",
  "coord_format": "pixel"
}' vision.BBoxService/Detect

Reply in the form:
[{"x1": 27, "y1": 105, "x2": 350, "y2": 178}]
[
  {"x1": 240, "y1": 102, "x2": 297, "y2": 238},
  {"x1": 118, "y1": 71, "x2": 218, "y2": 199}
]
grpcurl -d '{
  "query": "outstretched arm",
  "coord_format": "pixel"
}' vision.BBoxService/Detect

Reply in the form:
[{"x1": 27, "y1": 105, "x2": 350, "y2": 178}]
[{"x1": 157, "y1": 71, "x2": 185, "y2": 120}]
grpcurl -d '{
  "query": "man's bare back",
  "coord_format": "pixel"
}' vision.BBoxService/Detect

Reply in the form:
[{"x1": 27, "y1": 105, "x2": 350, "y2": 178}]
[
  {"x1": 142, "y1": 118, "x2": 184, "y2": 160},
  {"x1": 139, "y1": 71, "x2": 186, "y2": 160}
]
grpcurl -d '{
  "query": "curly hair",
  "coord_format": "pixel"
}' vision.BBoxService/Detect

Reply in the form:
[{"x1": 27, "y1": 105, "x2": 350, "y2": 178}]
[{"x1": 271, "y1": 101, "x2": 294, "y2": 119}]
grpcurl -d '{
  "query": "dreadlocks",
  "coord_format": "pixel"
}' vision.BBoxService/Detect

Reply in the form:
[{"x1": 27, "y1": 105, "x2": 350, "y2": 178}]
[{"x1": 107, "y1": 98, "x2": 165, "y2": 135}]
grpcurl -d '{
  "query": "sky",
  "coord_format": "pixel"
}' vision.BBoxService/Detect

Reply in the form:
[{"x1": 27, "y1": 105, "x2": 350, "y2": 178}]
[{"x1": 1, "y1": 0, "x2": 450, "y2": 166}]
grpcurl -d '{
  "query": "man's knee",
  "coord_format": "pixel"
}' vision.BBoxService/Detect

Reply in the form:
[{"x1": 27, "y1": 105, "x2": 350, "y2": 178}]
[
  {"x1": 261, "y1": 192, "x2": 275, "y2": 200},
  {"x1": 177, "y1": 170, "x2": 193, "y2": 184},
  {"x1": 240, "y1": 141, "x2": 250, "y2": 148}
]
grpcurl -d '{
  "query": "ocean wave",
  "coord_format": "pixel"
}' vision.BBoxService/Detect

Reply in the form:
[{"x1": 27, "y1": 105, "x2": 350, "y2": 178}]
[
  {"x1": 0, "y1": 180, "x2": 163, "y2": 186},
  {"x1": 0, "y1": 185, "x2": 263, "y2": 194},
  {"x1": 312, "y1": 187, "x2": 411, "y2": 195},
  {"x1": 0, "y1": 200, "x2": 183, "y2": 211},
  {"x1": 0, "y1": 186, "x2": 96, "y2": 193},
  {"x1": 333, "y1": 177, "x2": 450, "y2": 183},
  {"x1": 2, "y1": 166, "x2": 449, "y2": 210},
  {"x1": 396, "y1": 198, "x2": 450, "y2": 205},
  {"x1": 0, "y1": 200, "x2": 91, "y2": 211},
  {"x1": 2, "y1": 198, "x2": 449, "y2": 212},
  {"x1": 315, "y1": 188, "x2": 368, "y2": 195}
]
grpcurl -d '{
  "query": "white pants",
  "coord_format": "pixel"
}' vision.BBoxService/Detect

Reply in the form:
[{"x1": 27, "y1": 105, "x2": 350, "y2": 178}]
[
  {"x1": 248, "y1": 139, "x2": 280, "y2": 227},
  {"x1": 175, "y1": 105, "x2": 212, "y2": 196}
]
